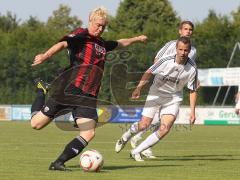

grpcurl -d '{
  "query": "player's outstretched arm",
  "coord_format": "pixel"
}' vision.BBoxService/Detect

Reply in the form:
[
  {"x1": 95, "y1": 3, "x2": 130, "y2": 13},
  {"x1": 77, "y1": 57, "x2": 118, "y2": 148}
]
[
  {"x1": 117, "y1": 35, "x2": 147, "y2": 48},
  {"x1": 189, "y1": 90, "x2": 197, "y2": 125},
  {"x1": 32, "y1": 41, "x2": 68, "y2": 66},
  {"x1": 132, "y1": 69, "x2": 152, "y2": 99},
  {"x1": 235, "y1": 92, "x2": 240, "y2": 115}
]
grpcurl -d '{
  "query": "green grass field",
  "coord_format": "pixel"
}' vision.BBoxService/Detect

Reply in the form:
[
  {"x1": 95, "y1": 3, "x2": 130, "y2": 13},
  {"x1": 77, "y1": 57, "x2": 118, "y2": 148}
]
[{"x1": 0, "y1": 121, "x2": 240, "y2": 180}]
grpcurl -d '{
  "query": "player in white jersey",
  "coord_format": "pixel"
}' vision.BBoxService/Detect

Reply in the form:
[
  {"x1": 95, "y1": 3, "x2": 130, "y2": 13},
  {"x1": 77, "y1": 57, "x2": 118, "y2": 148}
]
[
  {"x1": 115, "y1": 36, "x2": 198, "y2": 161},
  {"x1": 235, "y1": 86, "x2": 240, "y2": 115},
  {"x1": 130, "y1": 21, "x2": 197, "y2": 159}
]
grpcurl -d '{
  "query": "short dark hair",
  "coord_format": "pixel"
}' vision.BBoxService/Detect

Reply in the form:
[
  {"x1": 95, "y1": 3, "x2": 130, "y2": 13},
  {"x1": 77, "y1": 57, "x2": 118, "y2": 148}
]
[
  {"x1": 179, "y1": 21, "x2": 194, "y2": 30},
  {"x1": 176, "y1": 36, "x2": 191, "y2": 49}
]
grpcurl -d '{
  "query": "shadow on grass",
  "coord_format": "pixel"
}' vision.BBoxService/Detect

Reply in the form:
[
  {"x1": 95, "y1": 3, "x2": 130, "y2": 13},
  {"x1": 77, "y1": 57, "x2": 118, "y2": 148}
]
[
  {"x1": 150, "y1": 154, "x2": 240, "y2": 162},
  {"x1": 68, "y1": 164, "x2": 183, "y2": 172},
  {"x1": 67, "y1": 154, "x2": 240, "y2": 172}
]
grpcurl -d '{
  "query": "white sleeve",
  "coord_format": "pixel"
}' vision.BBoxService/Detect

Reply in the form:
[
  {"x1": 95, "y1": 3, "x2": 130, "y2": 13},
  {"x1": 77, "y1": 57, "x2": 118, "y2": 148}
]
[
  {"x1": 189, "y1": 46, "x2": 197, "y2": 61},
  {"x1": 149, "y1": 61, "x2": 165, "y2": 74},
  {"x1": 154, "y1": 41, "x2": 175, "y2": 62},
  {"x1": 187, "y1": 69, "x2": 198, "y2": 91}
]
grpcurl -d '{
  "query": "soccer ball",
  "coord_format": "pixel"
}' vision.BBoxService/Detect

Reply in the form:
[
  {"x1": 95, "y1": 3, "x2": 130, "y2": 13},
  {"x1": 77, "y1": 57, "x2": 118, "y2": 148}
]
[{"x1": 79, "y1": 149, "x2": 104, "y2": 172}]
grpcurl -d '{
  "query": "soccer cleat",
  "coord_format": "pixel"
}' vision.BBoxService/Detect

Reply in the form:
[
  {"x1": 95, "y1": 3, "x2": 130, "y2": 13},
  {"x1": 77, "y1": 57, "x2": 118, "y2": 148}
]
[
  {"x1": 34, "y1": 78, "x2": 49, "y2": 95},
  {"x1": 141, "y1": 148, "x2": 157, "y2": 159},
  {"x1": 48, "y1": 162, "x2": 71, "y2": 171},
  {"x1": 130, "y1": 135, "x2": 142, "y2": 148},
  {"x1": 115, "y1": 138, "x2": 127, "y2": 153},
  {"x1": 130, "y1": 150, "x2": 144, "y2": 162}
]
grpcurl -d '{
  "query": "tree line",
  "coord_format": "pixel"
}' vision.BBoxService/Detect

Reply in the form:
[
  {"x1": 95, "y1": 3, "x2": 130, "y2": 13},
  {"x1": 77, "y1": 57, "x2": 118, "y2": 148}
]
[{"x1": 0, "y1": 0, "x2": 240, "y2": 105}]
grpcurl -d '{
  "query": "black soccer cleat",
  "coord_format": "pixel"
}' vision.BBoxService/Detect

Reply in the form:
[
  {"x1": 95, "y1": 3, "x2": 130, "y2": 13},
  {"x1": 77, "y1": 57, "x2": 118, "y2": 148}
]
[
  {"x1": 48, "y1": 162, "x2": 71, "y2": 171},
  {"x1": 34, "y1": 78, "x2": 50, "y2": 95}
]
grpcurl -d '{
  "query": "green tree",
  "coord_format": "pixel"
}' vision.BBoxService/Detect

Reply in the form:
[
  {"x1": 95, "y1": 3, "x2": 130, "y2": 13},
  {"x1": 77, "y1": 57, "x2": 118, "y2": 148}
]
[
  {"x1": 192, "y1": 10, "x2": 237, "y2": 105},
  {"x1": 47, "y1": 4, "x2": 82, "y2": 32},
  {"x1": 0, "y1": 5, "x2": 82, "y2": 104},
  {"x1": 193, "y1": 10, "x2": 234, "y2": 68},
  {"x1": 230, "y1": 7, "x2": 240, "y2": 68},
  {"x1": 0, "y1": 11, "x2": 19, "y2": 32},
  {"x1": 100, "y1": 0, "x2": 180, "y2": 104}
]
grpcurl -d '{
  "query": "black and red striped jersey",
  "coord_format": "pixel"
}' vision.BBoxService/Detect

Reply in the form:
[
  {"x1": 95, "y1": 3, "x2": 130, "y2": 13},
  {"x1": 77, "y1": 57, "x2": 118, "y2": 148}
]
[{"x1": 60, "y1": 28, "x2": 118, "y2": 97}]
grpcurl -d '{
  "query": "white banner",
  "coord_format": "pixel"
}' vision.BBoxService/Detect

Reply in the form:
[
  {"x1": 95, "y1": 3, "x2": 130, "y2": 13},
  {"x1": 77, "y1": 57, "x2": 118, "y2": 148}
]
[
  {"x1": 198, "y1": 67, "x2": 240, "y2": 86},
  {"x1": 177, "y1": 107, "x2": 240, "y2": 125}
]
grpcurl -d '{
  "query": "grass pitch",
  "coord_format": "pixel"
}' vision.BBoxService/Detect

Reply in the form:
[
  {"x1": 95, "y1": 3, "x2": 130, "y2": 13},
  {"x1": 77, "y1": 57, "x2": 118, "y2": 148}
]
[{"x1": 0, "y1": 121, "x2": 240, "y2": 180}]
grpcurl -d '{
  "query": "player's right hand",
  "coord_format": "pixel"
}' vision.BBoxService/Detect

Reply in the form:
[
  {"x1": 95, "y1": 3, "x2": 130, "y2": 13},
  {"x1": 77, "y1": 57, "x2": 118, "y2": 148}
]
[
  {"x1": 138, "y1": 35, "x2": 148, "y2": 44},
  {"x1": 132, "y1": 88, "x2": 141, "y2": 99},
  {"x1": 32, "y1": 54, "x2": 47, "y2": 66}
]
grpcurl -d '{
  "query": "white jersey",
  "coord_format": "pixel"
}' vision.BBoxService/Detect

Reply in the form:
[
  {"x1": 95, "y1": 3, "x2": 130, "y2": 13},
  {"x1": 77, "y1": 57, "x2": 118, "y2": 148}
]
[
  {"x1": 149, "y1": 55, "x2": 198, "y2": 101},
  {"x1": 155, "y1": 40, "x2": 197, "y2": 62}
]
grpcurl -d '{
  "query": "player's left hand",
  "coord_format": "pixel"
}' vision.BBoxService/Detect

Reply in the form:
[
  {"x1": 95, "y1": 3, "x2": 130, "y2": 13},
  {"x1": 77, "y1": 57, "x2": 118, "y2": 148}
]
[
  {"x1": 32, "y1": 54, "x2": 48, "y2": 66},
  {"x1": 196, "y1": 79, "x2": 201, "y2": 90},
  {"x1": 189, "y1": 113, "x2": 196, "y2": 125}
]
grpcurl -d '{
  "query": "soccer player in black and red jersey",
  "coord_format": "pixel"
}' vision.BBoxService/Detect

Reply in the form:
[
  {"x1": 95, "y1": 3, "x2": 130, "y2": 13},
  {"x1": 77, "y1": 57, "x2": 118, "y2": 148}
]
[{"x1": 30, "y1": 6, "x2": 147, "y2": 171}]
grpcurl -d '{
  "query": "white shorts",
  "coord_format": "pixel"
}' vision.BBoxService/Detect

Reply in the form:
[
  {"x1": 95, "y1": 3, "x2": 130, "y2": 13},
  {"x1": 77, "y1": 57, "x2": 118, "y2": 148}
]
[{"x1": 141, "y1": 95, "x2": 180, "y2": 120}]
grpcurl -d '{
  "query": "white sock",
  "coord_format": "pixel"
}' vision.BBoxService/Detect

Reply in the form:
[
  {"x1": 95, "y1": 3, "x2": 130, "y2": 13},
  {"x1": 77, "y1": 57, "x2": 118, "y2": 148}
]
[
  {"x1": 122, "y1": 122, "x2": 139, "y2": 141},
  {"x1": 132, "y1": 131, "x2": 160, "y2": 154}
]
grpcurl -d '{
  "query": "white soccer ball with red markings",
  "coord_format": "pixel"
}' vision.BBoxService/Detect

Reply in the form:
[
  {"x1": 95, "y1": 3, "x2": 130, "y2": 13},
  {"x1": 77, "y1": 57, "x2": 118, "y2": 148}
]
[{"x1": 79, "y1": 150, "x2": 104, "y2": 172}]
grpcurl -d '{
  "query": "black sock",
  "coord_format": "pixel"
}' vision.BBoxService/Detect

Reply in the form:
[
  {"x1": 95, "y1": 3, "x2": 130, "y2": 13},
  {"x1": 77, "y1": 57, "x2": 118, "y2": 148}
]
[
  {"x1": 55, "y1": 136, "x2": 88, "y2": 164},
  {"x1": 31, "y1": 89, "x2": 45, "y2": 114}
]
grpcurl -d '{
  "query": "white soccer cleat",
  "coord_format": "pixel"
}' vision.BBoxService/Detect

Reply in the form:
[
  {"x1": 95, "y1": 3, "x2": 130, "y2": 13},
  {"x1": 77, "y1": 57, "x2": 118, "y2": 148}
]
[
  {"x1": 115, "y1": 138, "x2": 127, "y2": 153},
  {"x1": 141, "y1": 148, "x2": 157, "y2": 159},
  {"x1": 130, "y1": 150, "x2": 144, "y2": 162},
  {"x1": 130, "y1": 135, "x2": 142, "y2": 148}
]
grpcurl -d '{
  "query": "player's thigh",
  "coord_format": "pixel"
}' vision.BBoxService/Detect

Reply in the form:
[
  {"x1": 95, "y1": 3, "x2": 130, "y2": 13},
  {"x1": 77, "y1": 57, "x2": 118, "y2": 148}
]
[
  {"x1": 76, "y1": 118, "x2": 96, "y2": 131},
  {"x1": 141, "y1": 100, "x2": 159, "y2": 121},
  {"x1": 31, "y1": 111, "x2": 52, "y2": 129},
  {"x1": 159, "y1": 102, "x2": 179, "y2": 132}
]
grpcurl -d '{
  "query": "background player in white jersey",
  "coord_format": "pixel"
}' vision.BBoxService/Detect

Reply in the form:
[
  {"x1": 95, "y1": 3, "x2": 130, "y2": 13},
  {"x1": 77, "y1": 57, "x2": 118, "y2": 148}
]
[
  {"x1": 115, "y1": 36, "x2": 198, "y2": 161},
  {"x1": 235, "y1": 86, "x2": 240, "y2": 115},
  {"x1": 130, "y1": 21, "x2": 196, "y2": 159}
]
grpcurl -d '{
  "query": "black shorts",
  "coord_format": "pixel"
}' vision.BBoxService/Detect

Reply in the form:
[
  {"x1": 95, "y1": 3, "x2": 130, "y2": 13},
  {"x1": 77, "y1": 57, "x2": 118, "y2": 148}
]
[{"x1": 41, "y1": 93, "x2": 98, "y2": 121}]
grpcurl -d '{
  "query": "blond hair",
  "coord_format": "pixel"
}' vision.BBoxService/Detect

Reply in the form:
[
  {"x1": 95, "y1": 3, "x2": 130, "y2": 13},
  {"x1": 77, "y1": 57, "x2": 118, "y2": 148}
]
[{"x1": 89, "y1": 6, "x2": 108, "y2": 23}]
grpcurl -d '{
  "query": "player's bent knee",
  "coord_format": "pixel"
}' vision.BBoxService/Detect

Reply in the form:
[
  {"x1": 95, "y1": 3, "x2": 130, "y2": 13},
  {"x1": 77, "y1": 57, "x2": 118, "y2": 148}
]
[
  {"x1": 30, "y1": 112, "x2": 51, "y2": 130},
  {"x1": 138, "y1": 117, "x2": 151, "y2": 130},
  {"x1": 88, "y1": 130, "x2": 95, "y2": 139},
  {"x1": 158, "y1": 125, "x2": 171, "y2": 138},
  {"x1": 138, "y1": 123, "x2": 148, "y2": 131},
  {"x1": 30, "y1": 120, "x2": 42, "y2": 130},
  {"x1": 80, "y1": 130, "x2": 95, "y2": 142}
]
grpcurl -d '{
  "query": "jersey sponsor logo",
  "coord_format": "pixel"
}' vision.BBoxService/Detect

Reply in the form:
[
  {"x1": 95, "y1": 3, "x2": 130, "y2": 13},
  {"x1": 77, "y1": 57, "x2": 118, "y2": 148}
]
[
  {"x1": 162, "y1": 75, "x2": 179, "y2": 84},
  {"x1": 95, "y1": 44, "x2": 106, "y2": 56}
]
